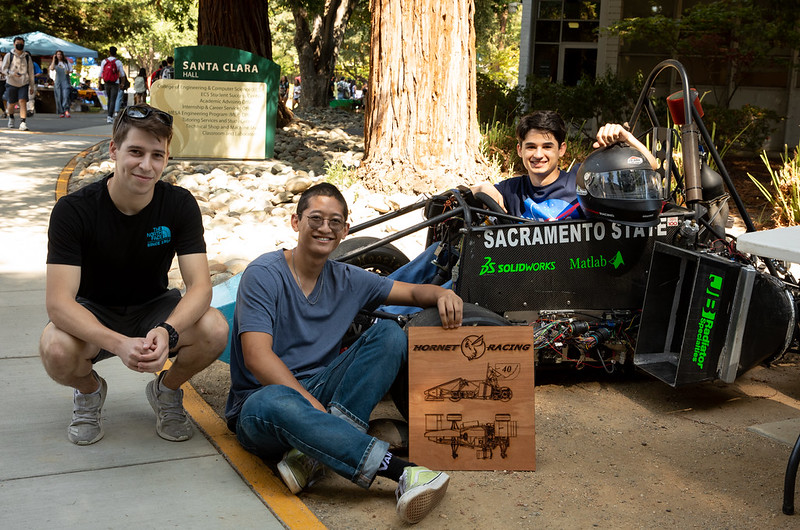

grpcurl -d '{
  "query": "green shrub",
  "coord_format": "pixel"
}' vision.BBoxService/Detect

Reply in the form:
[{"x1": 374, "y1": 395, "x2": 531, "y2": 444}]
[
  {"x1": 518, "y1": 71, "x2": 643, "y2": 134},
  {"x1": 480, "y1": 120, "x2": 520, "y2": 174},
  {"x1": 748, "y1": 144, "x2": 800, "y2": 226},
  {"x1": 324, "y1": 160, "x2": 358, "y2": 189},
  {"x1": 703, "y1": 104, "x2": 782, "y2": 153},
  {"x1": 476, "y1": 72, "x2": 521, "y2": 126}
]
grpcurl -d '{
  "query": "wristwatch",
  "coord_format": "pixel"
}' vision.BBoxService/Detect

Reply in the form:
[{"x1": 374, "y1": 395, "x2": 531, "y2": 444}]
[{"x1": 156, "y1": 322, "x2": 179, "y2": 350}]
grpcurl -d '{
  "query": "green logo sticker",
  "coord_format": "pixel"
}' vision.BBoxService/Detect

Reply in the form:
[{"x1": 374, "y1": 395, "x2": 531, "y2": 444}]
[
  {"x1": 693, "y1": 273, "x2": 723, "y2": 369},
  {"x1": 568, "y1": 251, "x2": 625, "y2": 270},
  {"x1": 479, "y1": 257, "x2": 555, "y2": 276}
]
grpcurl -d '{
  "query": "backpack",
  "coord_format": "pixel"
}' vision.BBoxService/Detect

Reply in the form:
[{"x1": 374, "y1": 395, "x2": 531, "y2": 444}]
[
  {"x1": 102, "y1": 58, "x2": 119, "y2": 83},
  {"x1": 5, "y1": 51, "x2": 32, "y2": 84},
  {"x1": 161, "y1": 65, "x2": 174, "y2": 79}
]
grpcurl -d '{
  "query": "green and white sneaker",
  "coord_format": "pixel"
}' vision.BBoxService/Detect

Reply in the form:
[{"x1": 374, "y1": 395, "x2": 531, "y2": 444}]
[
  {"x1": 276, "y1": 448, "x2": 324, "y2": 494},
  {"x1": 395, "y1": 466, "x2": 450, "y2": 523}
]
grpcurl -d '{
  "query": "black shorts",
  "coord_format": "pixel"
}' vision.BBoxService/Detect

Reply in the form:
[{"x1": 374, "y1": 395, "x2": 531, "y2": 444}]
[{"x1": 76, "y1": 289, "x2": 182, "y2": 363}]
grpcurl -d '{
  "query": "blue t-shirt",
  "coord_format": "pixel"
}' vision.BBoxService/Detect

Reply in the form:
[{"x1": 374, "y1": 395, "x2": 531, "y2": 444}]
[
  {"x1": 225, "y1": 250, "x2": 394, "y2": 428},
  {"x1": 495, "y1": 168, "x2": 582, "y2": 221}
]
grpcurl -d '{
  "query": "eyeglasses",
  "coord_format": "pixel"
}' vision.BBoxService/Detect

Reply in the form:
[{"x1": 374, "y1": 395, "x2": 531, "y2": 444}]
[
  {"x1": 301, "y1": 214, "x2": 346, "y2": 233},
  {"x1": 114, "y1": 105, "x2": 173, "y2": 131}
]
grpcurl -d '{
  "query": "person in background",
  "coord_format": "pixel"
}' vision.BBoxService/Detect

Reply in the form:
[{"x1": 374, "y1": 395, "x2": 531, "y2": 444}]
[
  {"x1": 49, "y1": 50, "x2": 73, "y2": 118},
  {"x1": 150, "y1": 60, "x2": 166, "y2": 87},
  {"x1": 279, "y1": 75, "x2": 289, "y2": 105},
  {"x1": 133, "y1": 68, "x2": 147, "y2": 105},
  {"x1": 115, "y1": 74, "x2": 129, "y2": 113},
  {"x1": 99, "y1": 46, "x2": 126, "y2": 124},
  {"x1": 160, "y1": 56, "x2": 174, "y2": 79},
  {"x1": 0, "y1": 36, "x2": 36, "y2": 131},
  {"x1": 292, "y1": 76, "x2": 301, "y2": 109},
  {"x1": 0, "y1": 52, "x2": 7, "y2": 120}
]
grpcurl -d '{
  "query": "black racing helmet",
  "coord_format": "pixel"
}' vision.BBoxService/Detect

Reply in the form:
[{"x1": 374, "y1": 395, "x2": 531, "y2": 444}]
[{"x1": 576, "y1": 143, "x2": 664, "y2": 227}]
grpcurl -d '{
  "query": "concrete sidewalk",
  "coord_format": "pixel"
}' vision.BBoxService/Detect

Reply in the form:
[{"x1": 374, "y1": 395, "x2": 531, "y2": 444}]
[{"x1": 0, "y1": 114, "x2": 286, "y2": 528}]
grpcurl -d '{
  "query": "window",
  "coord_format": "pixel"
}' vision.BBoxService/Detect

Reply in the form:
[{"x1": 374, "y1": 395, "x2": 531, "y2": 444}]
[{"x1": 531, "y1": 0, "x2": 601, "y2": 84}]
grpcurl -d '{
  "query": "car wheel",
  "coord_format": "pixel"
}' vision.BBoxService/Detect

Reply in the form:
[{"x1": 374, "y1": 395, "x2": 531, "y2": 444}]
[{"x1": 331, "y1": 236, "x2": 410, "y2": 276}]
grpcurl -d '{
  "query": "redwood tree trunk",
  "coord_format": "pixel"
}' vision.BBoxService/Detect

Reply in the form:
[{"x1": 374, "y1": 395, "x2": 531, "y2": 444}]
[
  {"x1": 292, "y1": 1, "x2": 357, "y2": 108},
  {"x1": 197, "y1": 0, "x2": 292, "y2": 126},
  {"x1": 360, "y1": 0, "x2": 487, "y2": 194},
  {"x1": 198, "y1": 0, "x2": 272, "y2": 58}
]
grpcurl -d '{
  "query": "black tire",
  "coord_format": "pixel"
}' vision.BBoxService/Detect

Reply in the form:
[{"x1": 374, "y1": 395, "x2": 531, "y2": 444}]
[
  {"x1": 391, "y1": 305, "x2": 511, "y2": 419},
  {"x1": 405, "y1": 304, "x2": 510, "y2": 328},
  {"x1": 331, "y1": 236, "x2": 410, "y2": 276}
]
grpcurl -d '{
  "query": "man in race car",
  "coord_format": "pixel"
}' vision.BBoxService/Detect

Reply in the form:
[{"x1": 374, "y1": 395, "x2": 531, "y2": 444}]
[
  {"x1": 378, "y1": 111, "x2": 658, "y2": 314},
  {"x1": 470, "y1": 110, "x2": 657, "y2": 221}
]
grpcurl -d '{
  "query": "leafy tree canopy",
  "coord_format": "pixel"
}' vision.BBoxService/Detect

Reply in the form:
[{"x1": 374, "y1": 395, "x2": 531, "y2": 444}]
[
  {"x1": 0, "y1": 0, "x2": 151, "y2": 54},
  {"x1": 474, "y1": 0, "x2": 522, "y2": 87},
  {"x1": 604, "y1": 0, "x2": 800, "y2": 105}
]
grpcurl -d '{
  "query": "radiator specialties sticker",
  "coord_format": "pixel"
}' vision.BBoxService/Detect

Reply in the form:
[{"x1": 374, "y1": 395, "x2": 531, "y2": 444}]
[
  {"x1": 693, "y1": 273, "x2": 723, "y2": 369},
  {"x1": 482, "y1": 220, "x2": 669, "y2": 249}
]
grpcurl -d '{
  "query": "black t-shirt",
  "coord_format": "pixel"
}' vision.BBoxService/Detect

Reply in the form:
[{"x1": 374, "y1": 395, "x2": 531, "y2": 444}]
[
  {"x1": 47, "y1": 175, "x2": 206, "y2": 306},
  {"x1": 495, "y1": 168, "x2": 583, "y2": 221}
]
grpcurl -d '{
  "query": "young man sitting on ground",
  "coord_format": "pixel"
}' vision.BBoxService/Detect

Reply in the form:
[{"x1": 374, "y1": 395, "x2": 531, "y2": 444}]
[{"x1": 225, "y1": 182, "x2": 463, "y2": 524}]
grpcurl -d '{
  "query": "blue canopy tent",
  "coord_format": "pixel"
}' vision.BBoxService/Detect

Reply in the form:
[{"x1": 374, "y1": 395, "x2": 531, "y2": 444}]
[{"x1": 0, "y1": 31, "x2": 97, "y2": 58}]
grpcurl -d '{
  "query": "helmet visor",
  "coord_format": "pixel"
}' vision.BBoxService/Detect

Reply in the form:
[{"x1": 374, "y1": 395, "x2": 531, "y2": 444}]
[{"x1": 582, "y1": 169, "x2": 663, "y2": 200}]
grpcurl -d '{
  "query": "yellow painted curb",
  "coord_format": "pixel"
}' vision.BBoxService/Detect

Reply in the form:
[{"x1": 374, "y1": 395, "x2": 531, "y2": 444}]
[
  {"x1": 56, "y1": 144, "x2": 102, "y2": 200},
  {"x1": 181, "y1": 379, "x2": 326, "y2": 529}
]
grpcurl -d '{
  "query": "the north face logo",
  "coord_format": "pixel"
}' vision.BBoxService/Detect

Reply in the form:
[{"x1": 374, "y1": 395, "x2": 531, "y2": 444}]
[{"x1": 147, "y1": 226, "x2": 171, "y2": 247}]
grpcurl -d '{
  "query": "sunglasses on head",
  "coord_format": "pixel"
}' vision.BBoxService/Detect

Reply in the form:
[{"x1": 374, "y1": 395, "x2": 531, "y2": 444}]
[{"x1": 114, "y1": 105, "x2": 173, "y2": 131}]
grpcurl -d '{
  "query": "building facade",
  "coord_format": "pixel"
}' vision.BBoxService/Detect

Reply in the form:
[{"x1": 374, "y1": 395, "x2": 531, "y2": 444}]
[{"x1": 517, "y1": 0, "x2": 800, "y2": 148}]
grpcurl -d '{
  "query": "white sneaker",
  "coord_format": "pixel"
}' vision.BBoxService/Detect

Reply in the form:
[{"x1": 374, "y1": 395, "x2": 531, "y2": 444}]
[
  {"x1": 395, "y1": 466, "x2": 450, "y2": 523},
  {"x1": 107, "y1": 116, "x2": 114, "y2": 124},
  {"x1": 7, "y1": 116, "x2": 13, "y2": 128},
  {"x1": 19, "y1": 121, "x2": 28, "y2": 131}
]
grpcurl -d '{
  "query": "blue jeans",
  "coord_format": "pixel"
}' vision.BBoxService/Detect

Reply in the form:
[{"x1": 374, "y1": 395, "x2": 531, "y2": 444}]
[
  {"x1": 235, "y1": 319, "x2": 406, "y2": 488},
  {"x1": 54, "y1": 82, "x2": 70, "y2": 114},
  {"x1": 379, "y1": 242, "x2": 453, "y2": 315}
]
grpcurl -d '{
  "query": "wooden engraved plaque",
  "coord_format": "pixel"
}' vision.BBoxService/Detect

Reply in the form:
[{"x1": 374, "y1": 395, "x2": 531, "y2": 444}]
[{"x1": 408, "y1": 326, "x2": 535, "y2": 471}]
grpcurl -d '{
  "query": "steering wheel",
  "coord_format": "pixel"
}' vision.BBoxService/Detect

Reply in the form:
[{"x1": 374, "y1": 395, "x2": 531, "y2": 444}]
[{"x1": 474, "y1": 191, "x2": 506, "y2": 214}]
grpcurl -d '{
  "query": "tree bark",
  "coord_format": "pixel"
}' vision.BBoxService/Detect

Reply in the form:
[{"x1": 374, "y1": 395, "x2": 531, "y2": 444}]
[
  {"x1": 197, "y1": 0, "x2": 292, "y2": 127},
  {"x1": 292, "y1": 1, "x2": 357, "y2": 108},
  {"x1": 198, "y1": 0, "x2": 272, "y2": 58},
  {"x1": 360, "y1": 0, "x2": 488, "y2": 194}
]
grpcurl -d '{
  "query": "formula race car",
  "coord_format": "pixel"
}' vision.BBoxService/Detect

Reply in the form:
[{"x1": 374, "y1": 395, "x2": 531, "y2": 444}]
[{"x1": 331, "y1": 60, "x2": 799, "y2": 389}]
